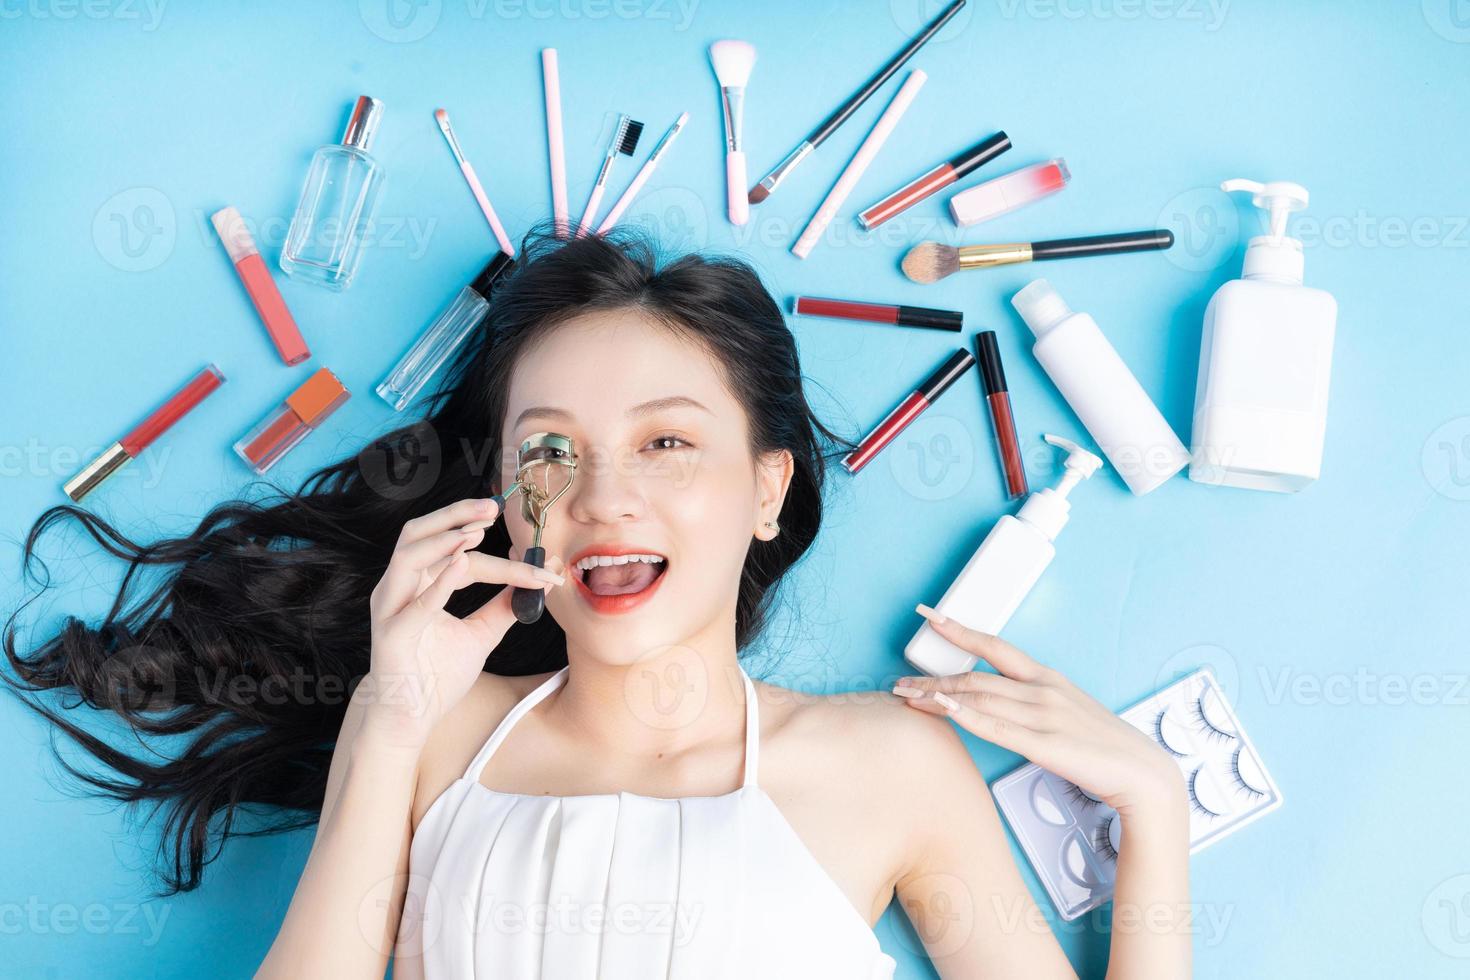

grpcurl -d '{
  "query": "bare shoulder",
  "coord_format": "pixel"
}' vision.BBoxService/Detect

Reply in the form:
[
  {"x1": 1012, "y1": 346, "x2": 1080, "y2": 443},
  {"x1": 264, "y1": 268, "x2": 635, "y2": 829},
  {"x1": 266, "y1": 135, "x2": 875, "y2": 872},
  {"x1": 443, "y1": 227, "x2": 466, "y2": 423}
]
[
  {"x1": 750, "y1": 676, "x2": 997, "y2": 915},
  {"x1": 755, "y1": 676, "x2": 981, "y2": 787},
  {"x1": 410, "y1": 669, "x2": 560, "y2": 828}
]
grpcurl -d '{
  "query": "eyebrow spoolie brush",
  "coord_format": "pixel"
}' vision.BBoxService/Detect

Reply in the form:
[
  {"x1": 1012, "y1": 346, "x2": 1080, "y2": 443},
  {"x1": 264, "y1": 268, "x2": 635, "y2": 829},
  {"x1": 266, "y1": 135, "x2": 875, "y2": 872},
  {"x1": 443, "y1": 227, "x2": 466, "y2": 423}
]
[
  {"x1": 576, "y1": 114, "x2": 644, "y2": 237},
  {"x1": 901, "y1": 229, "x2": 1175, "y2": 284},
  {"x1": 748, "y1": 0, "x2": 967, "y2": 206}
]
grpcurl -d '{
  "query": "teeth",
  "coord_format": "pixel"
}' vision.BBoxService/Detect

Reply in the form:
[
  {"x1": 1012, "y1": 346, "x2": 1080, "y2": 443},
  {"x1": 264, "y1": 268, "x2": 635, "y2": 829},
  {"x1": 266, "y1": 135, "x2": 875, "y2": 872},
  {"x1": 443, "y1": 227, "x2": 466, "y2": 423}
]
[{"x1": 575, "y1": 553, "x2": 667, "y2": 571}]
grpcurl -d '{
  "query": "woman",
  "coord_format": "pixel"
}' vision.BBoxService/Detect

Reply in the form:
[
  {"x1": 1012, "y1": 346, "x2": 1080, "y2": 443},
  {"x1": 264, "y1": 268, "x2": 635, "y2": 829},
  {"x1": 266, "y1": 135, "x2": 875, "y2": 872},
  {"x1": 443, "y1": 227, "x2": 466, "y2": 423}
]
[{"x1": 5, "y1": 229, "x2": 1190, "y2": 978}]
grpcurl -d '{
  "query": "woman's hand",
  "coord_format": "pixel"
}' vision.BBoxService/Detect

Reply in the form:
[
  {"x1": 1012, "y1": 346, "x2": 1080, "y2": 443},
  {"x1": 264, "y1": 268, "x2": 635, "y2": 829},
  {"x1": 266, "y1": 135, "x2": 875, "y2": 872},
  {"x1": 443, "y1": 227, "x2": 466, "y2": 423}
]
[
  {"x1": 357, "y1": 496, "x2": 567, "y2": 752},
  {"x1": 893, "y1": 604, "x2": 1183, "y2": 816}
]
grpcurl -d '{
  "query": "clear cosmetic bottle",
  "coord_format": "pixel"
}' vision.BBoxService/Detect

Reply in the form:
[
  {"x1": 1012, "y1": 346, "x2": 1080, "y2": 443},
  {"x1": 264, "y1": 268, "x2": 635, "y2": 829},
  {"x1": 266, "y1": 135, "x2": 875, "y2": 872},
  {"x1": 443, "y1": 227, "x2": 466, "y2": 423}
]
[
  {"x1": 376, "y1": 252, "x2": 515, "y2": 411},
  {"x1": 281, "y1": 95, "x2": 386, "y2": 291}
]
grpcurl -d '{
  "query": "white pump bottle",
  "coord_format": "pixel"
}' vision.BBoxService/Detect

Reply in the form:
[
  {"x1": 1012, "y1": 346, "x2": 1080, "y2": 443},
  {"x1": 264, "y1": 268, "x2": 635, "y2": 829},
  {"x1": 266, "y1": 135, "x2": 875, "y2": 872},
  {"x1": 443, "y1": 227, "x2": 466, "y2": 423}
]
[
  {"x1": 905, "y1": 434, "x2": 1104, "y2": 677},
  {"x1": 1189, "y1": 179, "x2": 1338, "y2": 492}
]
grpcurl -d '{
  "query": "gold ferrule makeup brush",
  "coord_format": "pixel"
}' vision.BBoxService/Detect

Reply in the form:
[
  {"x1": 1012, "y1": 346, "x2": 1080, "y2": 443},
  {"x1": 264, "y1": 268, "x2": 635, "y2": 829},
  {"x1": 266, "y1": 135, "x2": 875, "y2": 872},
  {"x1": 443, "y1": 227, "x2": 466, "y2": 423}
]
[{"x1": 901, "y1": 229, "x2": 1175, "y2": 284}]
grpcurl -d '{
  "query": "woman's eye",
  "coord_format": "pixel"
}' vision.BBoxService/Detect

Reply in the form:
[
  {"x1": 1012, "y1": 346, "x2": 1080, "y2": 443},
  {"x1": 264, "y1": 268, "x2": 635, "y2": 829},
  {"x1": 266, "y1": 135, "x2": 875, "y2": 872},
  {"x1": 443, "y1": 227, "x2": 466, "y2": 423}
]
[{"x1": 647, "y1": 435, "x2": 691, "y2": 451}]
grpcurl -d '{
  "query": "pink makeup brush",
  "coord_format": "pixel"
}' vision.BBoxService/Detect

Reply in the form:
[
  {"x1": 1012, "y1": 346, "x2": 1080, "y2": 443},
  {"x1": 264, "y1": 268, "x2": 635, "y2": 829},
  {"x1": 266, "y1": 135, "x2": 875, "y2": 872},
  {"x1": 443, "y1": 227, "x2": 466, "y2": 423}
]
[
  {"x1": 575, "y1": 114, "x2": 644, "y2": 237},
  {"x1": 709, "y1": 39, "x2": 756, "y2": 225},
  {"x1": 434, "y1": 108, "x2": 515, "y2": 257}
]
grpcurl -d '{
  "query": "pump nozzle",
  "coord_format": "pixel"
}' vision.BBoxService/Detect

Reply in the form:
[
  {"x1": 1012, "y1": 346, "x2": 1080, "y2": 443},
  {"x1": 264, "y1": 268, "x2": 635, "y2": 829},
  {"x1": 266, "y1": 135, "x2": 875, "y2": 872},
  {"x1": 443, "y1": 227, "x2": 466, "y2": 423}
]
[
  {"x1": 1042, "y1": 433, "x2": 1104, "y2": 496},
  {"x1": 1014, "y1": 433, "x2": 1104, "y2": 541},
  {"x1": 1221, "y1": 178, "x2": 1309, "y2": 240}
]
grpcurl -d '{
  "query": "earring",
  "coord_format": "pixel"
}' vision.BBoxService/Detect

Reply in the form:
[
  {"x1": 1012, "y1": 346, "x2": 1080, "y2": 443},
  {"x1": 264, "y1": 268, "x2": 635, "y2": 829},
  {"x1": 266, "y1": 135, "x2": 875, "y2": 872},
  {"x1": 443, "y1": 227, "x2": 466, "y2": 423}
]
[{"x1": 763, "y1": 520, "x2": 780, "y2": 534}]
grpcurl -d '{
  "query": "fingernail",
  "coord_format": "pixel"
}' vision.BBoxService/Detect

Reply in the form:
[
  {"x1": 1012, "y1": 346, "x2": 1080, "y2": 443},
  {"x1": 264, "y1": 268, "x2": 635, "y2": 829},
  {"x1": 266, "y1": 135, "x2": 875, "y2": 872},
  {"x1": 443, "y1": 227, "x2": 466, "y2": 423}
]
[
  {"x1": 933, "y1": 692, "x2": 959, "y2": 712},
  {"x1": 916, "y1": 603, "x2": 947, "y2": 625},
  {"x1": 891, "y1": 684, "x2": 924, "y2": 698},
  {"x1": 485, "y1": 495, "x2": 503, "y2": 513},
  {"x1": 461, "y1": 521, "x2": 492, "y2": 533}
]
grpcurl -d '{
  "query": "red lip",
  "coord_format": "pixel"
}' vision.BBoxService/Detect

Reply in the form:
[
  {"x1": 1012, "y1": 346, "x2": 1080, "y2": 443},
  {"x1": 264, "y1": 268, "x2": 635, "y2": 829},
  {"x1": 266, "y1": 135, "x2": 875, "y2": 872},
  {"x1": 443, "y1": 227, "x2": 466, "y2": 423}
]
[{"x1": 568, "y1": 546, "x2": 669, "y2": 616}]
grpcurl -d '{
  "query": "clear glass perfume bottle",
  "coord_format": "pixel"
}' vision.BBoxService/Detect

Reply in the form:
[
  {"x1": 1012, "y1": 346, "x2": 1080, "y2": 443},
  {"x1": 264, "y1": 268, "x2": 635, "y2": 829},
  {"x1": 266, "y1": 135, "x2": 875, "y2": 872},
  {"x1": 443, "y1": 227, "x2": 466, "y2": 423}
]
[
  {"x1": 376, "y1": 252, "x2": 515, "y2": 411},
  {"x1": 280, "y1": 95, "x2": 385, "y2": 291}
]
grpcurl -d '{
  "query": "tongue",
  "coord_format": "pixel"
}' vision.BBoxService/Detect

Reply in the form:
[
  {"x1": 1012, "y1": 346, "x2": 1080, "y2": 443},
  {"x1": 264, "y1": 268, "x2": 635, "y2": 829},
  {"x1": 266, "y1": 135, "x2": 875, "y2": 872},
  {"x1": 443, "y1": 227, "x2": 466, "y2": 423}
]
[{"x1": 584, "y1": 561, "x2": 661, "y2": 596}]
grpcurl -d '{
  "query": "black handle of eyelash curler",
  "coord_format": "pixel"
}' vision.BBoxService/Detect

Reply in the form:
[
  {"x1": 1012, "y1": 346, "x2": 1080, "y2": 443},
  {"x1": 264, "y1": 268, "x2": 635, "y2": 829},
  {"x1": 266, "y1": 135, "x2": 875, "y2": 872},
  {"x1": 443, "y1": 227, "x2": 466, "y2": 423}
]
[{"x1": 511, "y1": 546, "x2": 548, "y2": 624}]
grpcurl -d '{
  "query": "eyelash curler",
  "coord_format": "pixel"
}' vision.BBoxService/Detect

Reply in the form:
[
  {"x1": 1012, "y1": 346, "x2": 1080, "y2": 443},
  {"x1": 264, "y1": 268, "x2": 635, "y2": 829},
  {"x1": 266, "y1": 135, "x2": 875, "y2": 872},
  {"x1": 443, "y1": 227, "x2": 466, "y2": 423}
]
[{"x1": 495, "y1": 431, "x2": 577, "y2": 624}]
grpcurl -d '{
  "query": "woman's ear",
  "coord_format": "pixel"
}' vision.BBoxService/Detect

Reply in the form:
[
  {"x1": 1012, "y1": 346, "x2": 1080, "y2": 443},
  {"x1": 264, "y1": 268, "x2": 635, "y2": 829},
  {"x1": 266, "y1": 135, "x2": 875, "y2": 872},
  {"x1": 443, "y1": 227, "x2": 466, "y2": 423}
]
[{"x1": 756, "y1": 448, "x2": 795, "y2": 528}]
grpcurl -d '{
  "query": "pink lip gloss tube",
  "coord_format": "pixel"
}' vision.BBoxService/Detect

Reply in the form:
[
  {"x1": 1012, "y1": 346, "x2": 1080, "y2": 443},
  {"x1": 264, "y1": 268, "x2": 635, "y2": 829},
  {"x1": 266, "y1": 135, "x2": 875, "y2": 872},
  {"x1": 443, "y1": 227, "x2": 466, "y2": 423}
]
[
  {"x1": 211, "y1": 206, "x2": 311, "y2": 366},
  {"x1": 948, "y1": 159, "x2": 1071, "y2": 227}
]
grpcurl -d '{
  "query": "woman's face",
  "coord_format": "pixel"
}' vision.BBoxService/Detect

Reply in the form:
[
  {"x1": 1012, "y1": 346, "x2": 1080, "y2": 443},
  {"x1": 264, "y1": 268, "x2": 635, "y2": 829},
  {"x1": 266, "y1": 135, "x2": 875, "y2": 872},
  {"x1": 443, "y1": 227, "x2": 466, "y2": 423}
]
[{"x1": 499, "y1": 307, "x2": 793, "y2": 665}]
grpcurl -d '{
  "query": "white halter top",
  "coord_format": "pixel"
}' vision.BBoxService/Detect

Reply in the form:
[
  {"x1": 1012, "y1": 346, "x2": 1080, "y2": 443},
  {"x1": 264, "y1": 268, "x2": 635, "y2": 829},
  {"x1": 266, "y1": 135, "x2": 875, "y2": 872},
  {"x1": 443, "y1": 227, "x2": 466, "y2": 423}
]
[{"x1": 396, "y1": 664, "x2": 898, "y2": 979}]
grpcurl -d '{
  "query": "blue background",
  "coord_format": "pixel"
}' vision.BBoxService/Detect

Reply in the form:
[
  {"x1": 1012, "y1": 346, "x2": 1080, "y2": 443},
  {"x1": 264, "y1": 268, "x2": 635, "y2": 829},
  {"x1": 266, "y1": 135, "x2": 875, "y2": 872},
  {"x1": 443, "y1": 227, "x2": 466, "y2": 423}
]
[{"x1": 3, "y1": 1, "x2": 1469, "y2": 977}]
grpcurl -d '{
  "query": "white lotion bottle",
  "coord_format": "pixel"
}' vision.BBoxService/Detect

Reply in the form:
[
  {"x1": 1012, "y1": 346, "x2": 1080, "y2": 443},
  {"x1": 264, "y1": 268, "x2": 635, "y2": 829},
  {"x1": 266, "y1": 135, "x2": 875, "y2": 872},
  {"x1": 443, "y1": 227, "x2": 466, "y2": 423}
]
[
  {"x1": 905, "y1": 434, "x2": 1103, "y2": 677},
  {"x1": 1190, "y1": 179, "x2": 1337, "y2": 492},
  {"x1": 1011, "y1": 280, "x2": 1189, "y2": 496}
]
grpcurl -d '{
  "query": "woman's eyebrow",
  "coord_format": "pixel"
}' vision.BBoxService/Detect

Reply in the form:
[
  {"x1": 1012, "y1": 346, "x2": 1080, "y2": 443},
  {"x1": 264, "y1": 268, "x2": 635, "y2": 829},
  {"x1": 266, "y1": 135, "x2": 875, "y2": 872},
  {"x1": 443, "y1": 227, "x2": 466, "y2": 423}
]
[{"x1": 513, "y1": 395, "x2": 711, "y2": 428}]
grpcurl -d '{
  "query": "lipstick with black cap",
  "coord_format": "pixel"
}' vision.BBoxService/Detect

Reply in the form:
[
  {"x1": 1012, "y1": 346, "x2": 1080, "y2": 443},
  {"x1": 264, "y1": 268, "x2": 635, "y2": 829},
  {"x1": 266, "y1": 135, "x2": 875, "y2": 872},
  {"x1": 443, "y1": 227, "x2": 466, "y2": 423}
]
[
  {"x1": 841, "y1": 348, "x2": 976, "y2": 475},
  {"x1": 793, "y1": 296, "x2": 962, "y2": 333},
  {"x1": 975, "y1": 330, "x2": 1028, "y2": 498},
  {"x1": 857, "y1": 131, "x2": 1011, "y2": 230}
]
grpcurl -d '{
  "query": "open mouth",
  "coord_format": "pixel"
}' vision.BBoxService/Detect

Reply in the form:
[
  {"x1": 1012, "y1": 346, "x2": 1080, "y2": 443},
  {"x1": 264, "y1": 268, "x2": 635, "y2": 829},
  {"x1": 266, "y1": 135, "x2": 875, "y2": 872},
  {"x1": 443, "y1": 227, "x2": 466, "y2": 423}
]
[{"x1": 571, "y1": 552, "x2": 669, "y2": 611}]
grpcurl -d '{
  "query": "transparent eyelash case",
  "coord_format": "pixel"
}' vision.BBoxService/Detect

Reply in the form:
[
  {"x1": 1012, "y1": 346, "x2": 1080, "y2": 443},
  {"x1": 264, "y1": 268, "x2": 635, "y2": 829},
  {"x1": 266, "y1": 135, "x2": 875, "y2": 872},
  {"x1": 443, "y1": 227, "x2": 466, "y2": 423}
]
[{"x1": 993, "y1": 667, "x2": 1282, "y2": 921}]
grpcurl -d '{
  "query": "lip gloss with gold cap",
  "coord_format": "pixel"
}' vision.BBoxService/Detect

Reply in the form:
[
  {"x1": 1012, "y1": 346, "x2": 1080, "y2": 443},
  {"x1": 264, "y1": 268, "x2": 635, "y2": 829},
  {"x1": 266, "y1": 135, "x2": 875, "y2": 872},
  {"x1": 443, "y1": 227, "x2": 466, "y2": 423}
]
[
  {"x1": 64, "y1": 364, "x2": 226, "y2": 502},
  {"x1": 234, "y1": 367, "x2": 350, "y2": 475}
]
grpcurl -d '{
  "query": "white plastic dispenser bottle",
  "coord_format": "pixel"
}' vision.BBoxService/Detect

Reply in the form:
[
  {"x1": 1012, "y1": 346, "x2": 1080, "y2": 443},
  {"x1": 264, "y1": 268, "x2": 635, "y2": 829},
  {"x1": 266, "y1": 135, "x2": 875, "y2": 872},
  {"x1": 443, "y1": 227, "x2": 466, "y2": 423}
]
[
  {"x1": 904, "y1": 434, "x2": 1103, "y2": 677},
  {"x1": 1011, "y1": 279, "x2": 1189, "y2": 496},
  {"x1": 1189, "y1": 179, "x2": 1338, "y2": 492}
]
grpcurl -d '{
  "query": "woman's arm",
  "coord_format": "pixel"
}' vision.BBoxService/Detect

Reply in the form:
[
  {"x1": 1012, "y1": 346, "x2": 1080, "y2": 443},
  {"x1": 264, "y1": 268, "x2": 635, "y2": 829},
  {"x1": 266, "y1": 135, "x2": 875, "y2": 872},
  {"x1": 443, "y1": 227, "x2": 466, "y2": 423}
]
[
  {"x1": 255, "y1": 496, "x2": 566, "y2": 977},
  {"x1": 891, "y1": 710, "x2": 1079, "y2": 979},
  {"x1": 893, "y1": 605, "x2": 1191, "y2": 980},
  {"x1": 256, "y1": 685, "x2": 421, "y2": 978}
]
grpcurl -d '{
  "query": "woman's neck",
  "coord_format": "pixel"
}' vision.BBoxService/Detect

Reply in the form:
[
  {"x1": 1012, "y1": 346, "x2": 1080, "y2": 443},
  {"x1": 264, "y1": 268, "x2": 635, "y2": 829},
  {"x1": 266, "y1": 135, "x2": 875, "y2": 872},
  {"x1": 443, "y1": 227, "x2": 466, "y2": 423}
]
[{"x1": 549, "y1": 622, "x2": 749, "y2": 766}]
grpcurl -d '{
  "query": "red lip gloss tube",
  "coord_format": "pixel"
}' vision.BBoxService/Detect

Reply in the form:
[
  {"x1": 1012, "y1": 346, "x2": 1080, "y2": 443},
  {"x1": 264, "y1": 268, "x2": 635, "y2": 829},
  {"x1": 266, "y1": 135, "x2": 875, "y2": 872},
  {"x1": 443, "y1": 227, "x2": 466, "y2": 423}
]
[
  {"x1": 63, "y1": 364, "x2": 226, "y2": 502},
  {"x1": 976, "y1": 331, "x2": 1028, "y2": 499},
  {"x1": 211, "y1": 206, "x2": 311, "y2": 366},
  {"x1": 793, "y1": 296, "x2": 962, "y2": 332},
  {"x1": 234, "y1": 367, "x2": 350, "y2": 475},
  {"x1": 841, "y1": 348, "x2": 976, "y2": 475},
  {"x1": 857, "y1": 131, "x2": 1010, "y2": 230}
]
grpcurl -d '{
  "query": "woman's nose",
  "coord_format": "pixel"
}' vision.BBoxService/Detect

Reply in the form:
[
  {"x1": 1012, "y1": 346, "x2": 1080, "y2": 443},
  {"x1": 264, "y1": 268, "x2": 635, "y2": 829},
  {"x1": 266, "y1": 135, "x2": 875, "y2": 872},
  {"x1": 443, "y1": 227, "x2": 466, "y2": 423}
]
[{"x1": 565, "y1": 447, "x2": 648, "y2": 524}]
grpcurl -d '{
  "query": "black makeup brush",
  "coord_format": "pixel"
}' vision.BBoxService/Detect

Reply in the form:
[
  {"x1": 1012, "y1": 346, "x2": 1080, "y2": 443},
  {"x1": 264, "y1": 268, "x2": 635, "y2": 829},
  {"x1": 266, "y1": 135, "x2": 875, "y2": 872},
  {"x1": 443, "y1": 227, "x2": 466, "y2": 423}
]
[{"x1": 901, "y1": 229, "x2": 1175, "y2": 284}]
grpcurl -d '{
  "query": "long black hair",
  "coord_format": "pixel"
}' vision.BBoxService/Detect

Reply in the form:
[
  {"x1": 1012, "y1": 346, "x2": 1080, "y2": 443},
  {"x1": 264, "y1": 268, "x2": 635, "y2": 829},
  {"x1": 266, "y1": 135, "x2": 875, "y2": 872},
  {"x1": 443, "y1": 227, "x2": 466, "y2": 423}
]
[{"x1": 3, "y1": 226, "x2": 856, "y2": 894}]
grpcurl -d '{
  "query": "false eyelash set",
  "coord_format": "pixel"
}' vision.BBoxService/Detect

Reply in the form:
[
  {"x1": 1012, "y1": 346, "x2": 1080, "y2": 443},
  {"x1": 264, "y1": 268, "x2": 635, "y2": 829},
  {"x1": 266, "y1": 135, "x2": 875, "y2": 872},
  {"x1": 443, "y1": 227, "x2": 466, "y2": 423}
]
[{"x1": 993, "y1": 668, "x2": 1282, "y2": 920}]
